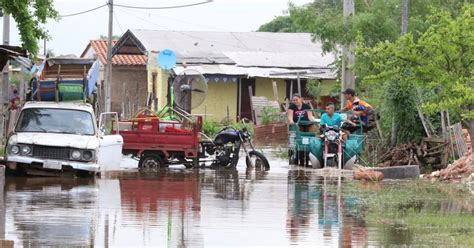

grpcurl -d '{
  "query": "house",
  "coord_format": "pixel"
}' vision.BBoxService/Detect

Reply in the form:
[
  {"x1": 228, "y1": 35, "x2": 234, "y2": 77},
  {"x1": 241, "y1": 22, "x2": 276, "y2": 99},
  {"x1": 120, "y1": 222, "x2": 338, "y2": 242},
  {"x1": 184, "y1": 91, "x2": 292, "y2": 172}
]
[
  {"x1": 80, "y1": 40, "x2": 147, "y2": 117},
  {"x1": 111, "y1": 29, "x2": 337, "y2": 122}
]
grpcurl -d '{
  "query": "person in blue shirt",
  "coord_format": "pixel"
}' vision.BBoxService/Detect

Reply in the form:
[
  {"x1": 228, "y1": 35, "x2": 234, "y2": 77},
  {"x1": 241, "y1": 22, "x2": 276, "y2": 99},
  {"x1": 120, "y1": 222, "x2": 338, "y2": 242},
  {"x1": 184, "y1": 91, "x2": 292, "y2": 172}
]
[
  {"x1": 320, "y1": 102, "x2": 344, "y2": 127},
  {"x1": 320, "y1": 102, "x2": 356, "y2": 140}
]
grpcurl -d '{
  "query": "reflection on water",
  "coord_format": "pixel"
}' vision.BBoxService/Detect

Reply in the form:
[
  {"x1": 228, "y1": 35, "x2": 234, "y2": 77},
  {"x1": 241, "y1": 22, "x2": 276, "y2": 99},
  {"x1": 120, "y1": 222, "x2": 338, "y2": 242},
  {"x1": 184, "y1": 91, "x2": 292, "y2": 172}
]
[
  {"x1": 2, "y1": 162, "x2": 472, "y2": 247},
  {"x1": 287, "y1": 170, "x2": 368, "y2": 247}
]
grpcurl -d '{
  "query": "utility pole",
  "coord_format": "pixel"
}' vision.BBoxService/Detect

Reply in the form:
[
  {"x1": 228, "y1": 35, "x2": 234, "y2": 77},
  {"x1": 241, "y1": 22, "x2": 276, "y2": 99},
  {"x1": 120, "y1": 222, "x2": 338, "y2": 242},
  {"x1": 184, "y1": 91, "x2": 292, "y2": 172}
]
[
  {"x1": 2, "y1": 14, "x2": 10, "y2": 108},
  {"x1": 341, "y1": 0, "x2": 355, "y2": 108},
  {"x1": 1, "y1": 14, "x2": 10, "y2": 144},
  {"x1": 104, "y1": 0, "x2": 114, "y2": 112},
  {"x1": 391, "y1": 0, "x2": 409, "y2": 146},
  {"x1": 401, "y1": 0, "x2": 409, "y2": 35}
]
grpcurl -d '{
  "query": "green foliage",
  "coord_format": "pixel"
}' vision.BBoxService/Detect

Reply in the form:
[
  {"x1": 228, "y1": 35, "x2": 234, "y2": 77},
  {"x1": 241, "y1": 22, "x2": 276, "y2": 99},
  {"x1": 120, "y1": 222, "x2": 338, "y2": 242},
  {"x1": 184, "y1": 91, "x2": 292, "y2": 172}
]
[
  {"x1": 201, "y1": 120, "x2": 254, "y2": 138},
  {"x1": 358, "y1": 4, "x2": 474, "y2": 129},
  {"x1": 305, "y1": 80, "x2": 322, "y2": 102},
  {"x1": 260, "y1": 1, "x2": 472, "y2": 142},
  {"x1": 257, "y1": 16, "x2": 298, "y2": 32},
  {"x1": 260, "y1": 106, "x2": 280, "y2": 125},
  {"x1": 287, "y1": 0, "x2": 469, "y2": 53},
  {"x1": 202, "y1": 120, "x2": 222, "y2": 138},
  {"x1": 1, "y1": 0, "x2": 58, "y2": 58}
]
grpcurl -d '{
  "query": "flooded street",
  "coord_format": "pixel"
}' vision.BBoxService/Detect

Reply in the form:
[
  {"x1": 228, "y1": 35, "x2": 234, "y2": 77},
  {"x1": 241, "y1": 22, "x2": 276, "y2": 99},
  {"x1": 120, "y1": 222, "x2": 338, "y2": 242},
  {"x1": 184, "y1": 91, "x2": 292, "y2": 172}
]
[{"x1": 2, "y1": 155, "x2": 474, "y2": 247}]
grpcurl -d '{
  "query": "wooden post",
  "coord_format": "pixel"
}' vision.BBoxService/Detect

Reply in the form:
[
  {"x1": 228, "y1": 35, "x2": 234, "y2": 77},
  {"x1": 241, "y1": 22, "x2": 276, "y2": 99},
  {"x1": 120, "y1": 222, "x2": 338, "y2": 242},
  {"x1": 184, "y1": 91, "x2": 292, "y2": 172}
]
[
  {"x1": 440, "y1": 110, "x2": 449, "y2": 167},
  {"x1": 248, "y1": 85, "x2": 256, "y2": 124},
  {"x1": 297, "y1": 73, "x2": 302, "y2": 96},
  {"x1": 446, "y1": 110, "x2": 456, "y2": 159},
  {"x1": 238, "y1": 78, "x2": 242, "y2": 119},
  {"x1": 341, "y1": 0, "x2": 356, "y2": 108},
  {"x1": 272, "y1": 80, "x2": 278, "y2": 101},
  {"x1": 19, "y1": 66, "x2": 26, "y2": 102},
  {"x1": 289, "y1": 80, "x2": 293, "y2": 97}
]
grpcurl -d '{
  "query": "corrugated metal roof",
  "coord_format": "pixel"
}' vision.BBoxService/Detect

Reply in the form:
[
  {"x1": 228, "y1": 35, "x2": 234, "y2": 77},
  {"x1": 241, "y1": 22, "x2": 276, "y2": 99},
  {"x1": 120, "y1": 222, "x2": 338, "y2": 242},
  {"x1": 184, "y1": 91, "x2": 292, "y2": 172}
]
[{"x1": 127, "y1": 29, "x2": 334, "y2": 68}]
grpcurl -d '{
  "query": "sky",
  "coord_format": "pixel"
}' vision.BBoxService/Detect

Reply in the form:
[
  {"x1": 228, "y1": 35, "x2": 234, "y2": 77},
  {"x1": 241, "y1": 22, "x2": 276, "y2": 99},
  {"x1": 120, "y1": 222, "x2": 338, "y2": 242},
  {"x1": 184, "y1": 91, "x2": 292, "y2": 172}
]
[{"x1": 1, "y1": 0, "x2": 312, "y2": 56}]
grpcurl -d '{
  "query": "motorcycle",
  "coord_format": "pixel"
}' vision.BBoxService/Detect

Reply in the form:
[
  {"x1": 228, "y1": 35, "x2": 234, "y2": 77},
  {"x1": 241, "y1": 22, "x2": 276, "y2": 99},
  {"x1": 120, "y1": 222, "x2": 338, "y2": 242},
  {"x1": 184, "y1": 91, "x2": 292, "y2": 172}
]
[
  {"x1": 202, "y1": 119, "x2": 270, "y2": 170},
  {"x1": 319, "y1": 123, "x2": 344, "y2": 169}
]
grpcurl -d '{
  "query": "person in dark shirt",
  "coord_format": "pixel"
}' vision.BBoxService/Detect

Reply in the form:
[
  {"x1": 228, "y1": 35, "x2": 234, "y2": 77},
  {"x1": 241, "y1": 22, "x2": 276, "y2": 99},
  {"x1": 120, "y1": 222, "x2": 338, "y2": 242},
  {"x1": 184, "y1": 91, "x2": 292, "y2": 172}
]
[{"x1": 287, "y1": 93, "x2": 317, "y2": 132}]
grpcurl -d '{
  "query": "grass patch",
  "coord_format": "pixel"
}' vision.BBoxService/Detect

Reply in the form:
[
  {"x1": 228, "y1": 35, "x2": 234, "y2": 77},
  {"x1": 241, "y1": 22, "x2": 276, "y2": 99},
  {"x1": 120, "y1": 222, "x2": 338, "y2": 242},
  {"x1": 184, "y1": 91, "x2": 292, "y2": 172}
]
[{"x1": 344, "y1": 180, "x2": 474, "y2": 246}]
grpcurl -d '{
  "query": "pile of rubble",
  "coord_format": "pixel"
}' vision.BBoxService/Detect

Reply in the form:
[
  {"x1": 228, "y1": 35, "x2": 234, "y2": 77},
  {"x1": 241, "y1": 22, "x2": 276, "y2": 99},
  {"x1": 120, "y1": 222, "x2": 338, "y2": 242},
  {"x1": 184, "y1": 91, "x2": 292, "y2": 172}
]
[
  {"x1": 426, "y1": 154, "x2": 472, "y2": 181},
  {"x1": 425, "y1": 130, "x2": 473, "y2": 181}
]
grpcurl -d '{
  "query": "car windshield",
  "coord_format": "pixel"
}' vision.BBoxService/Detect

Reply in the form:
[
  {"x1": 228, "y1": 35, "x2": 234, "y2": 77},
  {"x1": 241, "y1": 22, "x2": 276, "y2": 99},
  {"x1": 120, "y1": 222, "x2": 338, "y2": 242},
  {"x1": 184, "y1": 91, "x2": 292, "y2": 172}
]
[{"x1": 16, "y1": 108, "x2": 95, "y2": 135}]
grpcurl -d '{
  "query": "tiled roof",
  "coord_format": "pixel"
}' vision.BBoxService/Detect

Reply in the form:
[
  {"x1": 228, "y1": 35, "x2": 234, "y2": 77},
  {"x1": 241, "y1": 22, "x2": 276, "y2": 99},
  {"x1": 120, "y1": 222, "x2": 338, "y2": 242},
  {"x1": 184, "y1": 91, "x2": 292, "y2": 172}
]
[{"x1": 83, "y1": 40, "x2": 146, "y2": 66}]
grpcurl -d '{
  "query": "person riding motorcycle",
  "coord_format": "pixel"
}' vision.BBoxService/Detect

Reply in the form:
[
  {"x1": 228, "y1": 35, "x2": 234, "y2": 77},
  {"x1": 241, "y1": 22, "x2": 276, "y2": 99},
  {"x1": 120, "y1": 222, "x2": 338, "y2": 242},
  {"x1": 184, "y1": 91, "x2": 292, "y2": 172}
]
[
  {"x1": 287, "y1": 93, "x2": 317, "y2": 132},
  {"x1": 320, "y1": 102, "x2": 356, "y2": 140},
  {"x1": 341, "y1": 88, "x2": 373, "y2": 133}
]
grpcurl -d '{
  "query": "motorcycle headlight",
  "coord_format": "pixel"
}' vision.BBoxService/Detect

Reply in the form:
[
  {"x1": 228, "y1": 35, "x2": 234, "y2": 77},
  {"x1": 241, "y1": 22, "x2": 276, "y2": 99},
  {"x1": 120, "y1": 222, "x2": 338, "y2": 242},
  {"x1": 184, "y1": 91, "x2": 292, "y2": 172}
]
[
  {"x1": 71, "y1": 150, "x2": 82, "y2": 160},
  {"x1": 10, "y1": 145, "x2": 20, "y2": 154},
  {"x1": 325, "y1": 130, "x2": 338, "y2": 141},
  {"x1": 20, "y1": 145, "x2": 32, "y2": 155}
]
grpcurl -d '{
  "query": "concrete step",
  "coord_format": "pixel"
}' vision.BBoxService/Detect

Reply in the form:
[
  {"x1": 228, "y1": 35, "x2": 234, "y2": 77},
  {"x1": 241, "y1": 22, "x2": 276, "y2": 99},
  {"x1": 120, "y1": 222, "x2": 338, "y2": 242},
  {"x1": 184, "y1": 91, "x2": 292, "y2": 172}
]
[{"x1": 373, "y1": 165, "x2": 420, "y2": 179}]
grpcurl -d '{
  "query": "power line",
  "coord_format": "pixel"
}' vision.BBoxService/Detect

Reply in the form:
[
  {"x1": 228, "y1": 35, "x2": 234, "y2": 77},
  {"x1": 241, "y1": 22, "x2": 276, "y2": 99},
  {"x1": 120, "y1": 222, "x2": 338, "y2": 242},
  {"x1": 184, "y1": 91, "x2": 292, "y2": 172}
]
[
  {"x1": 114, "y1": 0, "x2": 213, "y2": 10},
  {"x1": 116, "y1": 8, "x2": 252, "y2": 51},
  {"x1": 123, "y1": 7, "x2": 228, "y2": 32},
  {"x1": 59, "y1": 4, "x2": 107, "y2": 18},
  {"x1": 118, "y1": 7, "x2": 316, "y2": 48},
  {"x1": 59, "y1": 1, "x2": 213, "y2": 18},
  {"x1": 114, "y1": 11, "x2": 124, "y2": 33}
]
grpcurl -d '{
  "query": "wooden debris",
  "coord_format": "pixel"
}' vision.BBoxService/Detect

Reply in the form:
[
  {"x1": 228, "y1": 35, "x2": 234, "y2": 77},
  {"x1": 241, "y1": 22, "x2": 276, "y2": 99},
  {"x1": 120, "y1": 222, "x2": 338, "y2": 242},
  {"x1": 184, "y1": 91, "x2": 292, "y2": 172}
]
[{"x1": 377, "y1": 139, "x2": 450, "y2": 169}]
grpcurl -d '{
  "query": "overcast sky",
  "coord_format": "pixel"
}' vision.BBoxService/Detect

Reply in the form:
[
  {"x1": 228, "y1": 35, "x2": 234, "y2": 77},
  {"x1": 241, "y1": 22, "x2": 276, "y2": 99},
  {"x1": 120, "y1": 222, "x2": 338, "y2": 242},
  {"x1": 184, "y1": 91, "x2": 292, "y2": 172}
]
[{"x1": 1, "y1": 0, "x2": 312, "y2": 56}]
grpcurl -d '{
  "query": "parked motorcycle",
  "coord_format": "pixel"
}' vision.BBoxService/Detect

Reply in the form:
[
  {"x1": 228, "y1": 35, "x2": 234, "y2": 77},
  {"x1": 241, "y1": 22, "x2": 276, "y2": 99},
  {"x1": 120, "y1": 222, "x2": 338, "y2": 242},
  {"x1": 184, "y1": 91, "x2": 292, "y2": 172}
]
[{"x1": 202, "y1": 119, "x2": 270, "y2": 170}]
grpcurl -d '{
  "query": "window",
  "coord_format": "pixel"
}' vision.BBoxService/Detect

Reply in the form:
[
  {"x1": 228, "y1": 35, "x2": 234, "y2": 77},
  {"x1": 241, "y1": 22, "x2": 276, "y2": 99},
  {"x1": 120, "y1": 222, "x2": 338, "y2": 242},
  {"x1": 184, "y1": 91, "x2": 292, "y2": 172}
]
[{"x1": 16, "y1": 108, "x2": 95, "y2": 135}]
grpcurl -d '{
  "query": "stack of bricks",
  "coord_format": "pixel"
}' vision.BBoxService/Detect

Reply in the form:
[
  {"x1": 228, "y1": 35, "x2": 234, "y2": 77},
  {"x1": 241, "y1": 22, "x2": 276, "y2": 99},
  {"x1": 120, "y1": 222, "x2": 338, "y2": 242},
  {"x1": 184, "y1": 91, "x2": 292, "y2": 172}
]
[
  {"x1": 254, "y1": 123, "x2": 288, "y2": 146},
  {"x1": 463, "y1": 129, "x2": 472, "y2": 152}
]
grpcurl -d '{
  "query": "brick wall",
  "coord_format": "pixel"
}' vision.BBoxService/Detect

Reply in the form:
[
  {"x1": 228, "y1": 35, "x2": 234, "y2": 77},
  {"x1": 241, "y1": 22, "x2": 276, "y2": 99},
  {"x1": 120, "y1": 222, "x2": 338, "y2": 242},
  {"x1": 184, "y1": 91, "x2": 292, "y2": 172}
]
[{"x1": 254, "y1": 122, "x2": 288, "y2": 146}]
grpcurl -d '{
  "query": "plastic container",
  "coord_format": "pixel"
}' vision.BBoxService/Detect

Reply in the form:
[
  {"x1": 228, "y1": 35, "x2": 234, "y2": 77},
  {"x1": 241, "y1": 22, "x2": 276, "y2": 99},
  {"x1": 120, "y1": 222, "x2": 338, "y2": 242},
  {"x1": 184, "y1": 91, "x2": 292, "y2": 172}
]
[{"x1": 59, "y1": 83, "x2": 84, "y2": 101}]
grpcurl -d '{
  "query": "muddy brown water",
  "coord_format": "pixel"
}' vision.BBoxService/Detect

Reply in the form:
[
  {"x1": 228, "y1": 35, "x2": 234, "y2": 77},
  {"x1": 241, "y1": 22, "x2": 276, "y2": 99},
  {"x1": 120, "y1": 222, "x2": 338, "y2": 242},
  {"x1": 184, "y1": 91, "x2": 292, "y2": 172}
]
[{"x1": 0, "y1": 156, "x2": 470, "y2": 247}]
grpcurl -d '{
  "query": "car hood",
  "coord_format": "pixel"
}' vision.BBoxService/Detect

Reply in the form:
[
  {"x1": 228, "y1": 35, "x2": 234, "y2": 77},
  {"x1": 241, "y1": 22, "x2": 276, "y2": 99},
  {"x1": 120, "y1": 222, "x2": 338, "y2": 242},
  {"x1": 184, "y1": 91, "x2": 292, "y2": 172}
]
[{"x1": 9, "y1": 132, "x2": 99, "y2": 149}]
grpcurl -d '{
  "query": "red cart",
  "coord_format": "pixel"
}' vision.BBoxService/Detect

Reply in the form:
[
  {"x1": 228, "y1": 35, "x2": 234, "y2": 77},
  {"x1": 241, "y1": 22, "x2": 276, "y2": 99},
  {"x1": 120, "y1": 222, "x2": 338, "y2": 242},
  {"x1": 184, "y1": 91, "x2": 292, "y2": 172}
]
[{"x1": 118, "y1": 113, "x2": 204, "y2": 168}]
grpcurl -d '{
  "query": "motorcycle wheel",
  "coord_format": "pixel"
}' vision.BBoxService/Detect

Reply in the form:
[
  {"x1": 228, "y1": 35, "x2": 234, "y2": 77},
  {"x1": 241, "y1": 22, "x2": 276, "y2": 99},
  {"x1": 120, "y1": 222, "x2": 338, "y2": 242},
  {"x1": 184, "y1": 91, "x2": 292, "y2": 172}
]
[
  {"x1": 325, "y1": 157, "x2": 335, "y2": 168},
  {"x1": 246, "y1": 151, "x2": 270, "y2": 170},
  {"x1": 289, "y1": 150, "x2": 298, "y2": 165}
]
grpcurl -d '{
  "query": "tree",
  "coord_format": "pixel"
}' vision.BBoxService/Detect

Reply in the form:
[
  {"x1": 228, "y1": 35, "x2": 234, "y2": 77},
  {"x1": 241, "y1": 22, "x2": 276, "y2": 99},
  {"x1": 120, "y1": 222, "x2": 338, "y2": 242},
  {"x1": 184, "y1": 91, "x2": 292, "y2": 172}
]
[
  {"x1": 98, "y1": 34, "x2": 122, "y2": 40},
  {"x1": 257, "y1": 16, "x2": 298, "y2": 32},
  {"x1": 358, "y1": 4, "x2": 473, "y2": 158},
  {"x1": 288, "y1": 0, "x2": 469, "y2": 53},
  {"x1": 260, "y1": 0, "x2": 470, "y2": 143},
  {"x1": 1, "y1": 0, "x2": 58, "y2": 58}
]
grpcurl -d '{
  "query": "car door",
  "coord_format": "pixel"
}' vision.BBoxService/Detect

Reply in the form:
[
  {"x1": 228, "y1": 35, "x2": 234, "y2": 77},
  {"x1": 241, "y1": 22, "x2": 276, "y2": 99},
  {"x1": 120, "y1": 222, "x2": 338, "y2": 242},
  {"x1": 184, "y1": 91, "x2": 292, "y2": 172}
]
[{"x1": 97, "y1": 112, "x2": 123, "y2": 171}]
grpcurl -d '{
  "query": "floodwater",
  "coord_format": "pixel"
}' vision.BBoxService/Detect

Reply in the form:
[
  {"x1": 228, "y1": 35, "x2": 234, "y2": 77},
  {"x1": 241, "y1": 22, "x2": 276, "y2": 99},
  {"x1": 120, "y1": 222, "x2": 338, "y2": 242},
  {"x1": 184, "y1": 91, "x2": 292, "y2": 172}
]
[{"x1": 0, "y1": 154, "x2": 473, "y2": 247}]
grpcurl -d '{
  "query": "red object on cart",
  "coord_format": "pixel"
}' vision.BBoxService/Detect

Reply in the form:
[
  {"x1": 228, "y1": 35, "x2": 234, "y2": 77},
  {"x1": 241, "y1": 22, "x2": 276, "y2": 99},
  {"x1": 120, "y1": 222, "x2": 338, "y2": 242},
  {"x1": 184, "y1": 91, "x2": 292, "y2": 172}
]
[{"x1": 118, "y1": 114, "x2": 203, "y2": 160}]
